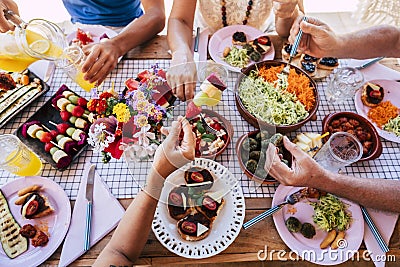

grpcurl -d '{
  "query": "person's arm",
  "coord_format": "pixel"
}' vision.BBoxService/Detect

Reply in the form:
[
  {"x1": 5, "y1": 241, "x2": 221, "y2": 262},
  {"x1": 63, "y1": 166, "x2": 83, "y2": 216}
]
[
  {"x1": 265, "y1": 136, "x2": 400, "y2": 213},
  {"x1": 166, "y1": 0, "x2": 197, "y2": 101},
  {"x1": 82, "y1": 0, "x2": 165, "y2": 85},
  {"x1": 93, "y1": 117, "x2": 195, "y2": 266},
  {"x1": 0, "y1": 0, "x2": 19, "y2": 32},
  {"x1": 290, "y1": 17, "x2": 400, "y2": 58},
  {"x1": 273, "y1": 0, "x2": 304, "y2": 37}
]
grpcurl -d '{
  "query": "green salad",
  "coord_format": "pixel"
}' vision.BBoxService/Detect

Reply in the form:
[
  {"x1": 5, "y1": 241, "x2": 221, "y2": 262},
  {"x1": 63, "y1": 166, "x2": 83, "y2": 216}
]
[
  {"x1": 223, "y1": 46, "x2": 249, "y2": 68},
  {"x1": 310, "y1": 194, "x2": 352, "y2": 232},
  {"x1": 383, "y1": 115, "x2": 400, "y2": 137},
  {"x1": 238, "y1": 71, "x2": 309, "y2": 125}
]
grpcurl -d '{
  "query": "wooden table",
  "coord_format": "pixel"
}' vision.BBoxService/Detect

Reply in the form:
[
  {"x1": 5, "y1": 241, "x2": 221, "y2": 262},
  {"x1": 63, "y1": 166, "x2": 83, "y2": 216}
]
[{"x1": 44, "y1": 35, "x2": 400, "y2": 266}]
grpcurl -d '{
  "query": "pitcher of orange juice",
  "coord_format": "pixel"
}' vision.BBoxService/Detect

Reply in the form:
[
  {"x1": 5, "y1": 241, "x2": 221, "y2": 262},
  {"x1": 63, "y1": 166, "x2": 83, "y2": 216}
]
[{"x1": 0, "y1": 10, "x2": 67, "y2": 72}]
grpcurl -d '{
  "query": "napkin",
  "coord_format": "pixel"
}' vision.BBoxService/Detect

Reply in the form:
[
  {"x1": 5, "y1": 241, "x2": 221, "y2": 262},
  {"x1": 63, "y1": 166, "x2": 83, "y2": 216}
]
[
  {"x1": 347, "y1": 59, "x2": 400, "y2": 81},
  {"x1": 29, "y1": 60, "x2": 53, "y2": 83},
  {"x1": 58, "y1": 162, "x2": 125, "y2": 267},
  {"x1": 363, "y1": 209, "x2": 399, "y2": 267}
]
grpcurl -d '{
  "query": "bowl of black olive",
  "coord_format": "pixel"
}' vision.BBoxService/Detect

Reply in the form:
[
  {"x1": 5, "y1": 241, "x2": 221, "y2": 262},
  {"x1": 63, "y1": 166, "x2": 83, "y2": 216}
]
[{"x1": 236, "y1": 130, "x2": 291, "y2": 184}]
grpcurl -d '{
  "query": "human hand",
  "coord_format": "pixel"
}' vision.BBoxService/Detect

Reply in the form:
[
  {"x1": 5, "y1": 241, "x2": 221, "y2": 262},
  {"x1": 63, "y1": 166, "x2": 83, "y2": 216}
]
[
  {"x1": 152, "y1": 116, "x2": 195, "y2": 178},
  {"x1": 167, "y1": 50, "x2": 197, "y2": 101},
  {"x1": 264, "y1": 136, "x2": 327, "y2": 187},
  {"x1": 0, "y1": 0, "x2": 19, "y2": 32},
  {"x1": 288, "y1": 16, "x2": 339, "y2": 58},
  {"x1": 273, "y1": 0, "x2": 299, "y2": 19},
  {"x1": 81, "y1": 39, "x2": 122, "y2": 86}
]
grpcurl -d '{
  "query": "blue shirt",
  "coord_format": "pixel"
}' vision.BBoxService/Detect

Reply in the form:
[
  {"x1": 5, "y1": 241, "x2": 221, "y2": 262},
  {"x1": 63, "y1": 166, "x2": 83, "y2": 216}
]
[{"x1": 62, "y1": 0, "x2": 144, "y2": 27}]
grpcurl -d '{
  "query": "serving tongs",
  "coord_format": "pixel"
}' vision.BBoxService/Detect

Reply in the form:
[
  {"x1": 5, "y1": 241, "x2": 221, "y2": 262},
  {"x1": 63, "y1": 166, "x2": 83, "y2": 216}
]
[
  {"x1": 277, "y1": 17, "x2": 308, "y2": 87},
  {"x1": 3, "y1": 9, "x2": 27, "y2": 29}
]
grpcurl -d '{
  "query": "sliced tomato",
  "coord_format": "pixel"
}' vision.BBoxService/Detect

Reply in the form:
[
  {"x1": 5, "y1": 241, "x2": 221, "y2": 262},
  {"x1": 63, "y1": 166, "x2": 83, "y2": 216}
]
[
  {"x1": 202, "y1": 197, "x2": 217, "y2": 210},
  {"x1": 191, "y1": 172, "x2": 204, "y2": 183},
  {"x1": 26, "y1": 200, "x2": 39, "y2": 216},
  {"x1": 257, "y1": 36, "x2": 270, "y2": 45},
  {"x1": 76, "y1": 28, "x2": 94, "y2": 45},
  {"x1": 125, "y1": 78, "x2": 140, "y2": 91},
  {"x1": 137, "y1": 70, "x2": 152, "y2": 81},
  {"x1": 169, "y1": 192, "x2": 183, "y2": 206},
  {"x1": 181, "y1": 221, "x2": 197, "y2": 234}
]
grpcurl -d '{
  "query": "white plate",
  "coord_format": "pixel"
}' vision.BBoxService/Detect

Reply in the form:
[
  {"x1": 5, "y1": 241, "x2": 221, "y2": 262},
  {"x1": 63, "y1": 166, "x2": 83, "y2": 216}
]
[
  {"x1": 66, "y1": 25, "x2": 118, "y2": 44},
  {"x1": 0, "y1": 177, "x2": 71, "y2": 267},
  {"x1": 354, "y1": 79, "x2": 400, "y2": 143},
  {"x1": 272, "y1": 185, "x2": 363, "y2": 265},
  {"x1": 209, "y1": 25, "x2": 275, "y2": 72},
  {"x1": 152, "y1": 158, "x2": 245, "y2": 259}
]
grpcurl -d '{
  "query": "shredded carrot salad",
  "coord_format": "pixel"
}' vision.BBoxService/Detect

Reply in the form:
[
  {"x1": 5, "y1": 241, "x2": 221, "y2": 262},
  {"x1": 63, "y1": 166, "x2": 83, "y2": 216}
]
[
  {"x1": 367, "y1": 101, "x2": 399, "y2": 128},
  {"x1": 258, "y1": 65, "x2": 316, "y2": 111}
]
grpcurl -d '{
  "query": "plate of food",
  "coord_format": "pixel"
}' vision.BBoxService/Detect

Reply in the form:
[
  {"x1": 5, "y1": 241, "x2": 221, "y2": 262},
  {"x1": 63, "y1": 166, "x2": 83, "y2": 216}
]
[
  {"x1": 0, "y1": 176, "x2": 71, "y2": 267},
  {"x1": 281, "y1": 43, "x2": 339, "y2": 80},
  {"x1": 354, "y1": 79, "x2": 400, "y2": 143},
  {"x1": 209, "y1": 25, "x2": 275, "y2": 72},
  {"x1": 272, "y1": 185, "x2": 363, "y2": 265},
  {"x1": 66, "y1": 25, "x2": 118, "y2": 46},
  {"x1": 15, "y1": 85, "x2": 90, "y2": 170},
  {"x1": 152, "y1": 158, "x2": 245, "y2": 259},
  {"x1": 0, "y1": 70, "x2": 49, "y2": 128}
]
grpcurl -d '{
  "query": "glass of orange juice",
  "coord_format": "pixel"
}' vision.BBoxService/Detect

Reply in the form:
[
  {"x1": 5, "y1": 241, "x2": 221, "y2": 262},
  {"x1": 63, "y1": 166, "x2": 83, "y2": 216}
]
[
  {"x1": 0, "y1": 134, "x2": 42, "y2": 176},
  {"x1": 56, "y1": 46, "x2": 97, "y2": 92}
]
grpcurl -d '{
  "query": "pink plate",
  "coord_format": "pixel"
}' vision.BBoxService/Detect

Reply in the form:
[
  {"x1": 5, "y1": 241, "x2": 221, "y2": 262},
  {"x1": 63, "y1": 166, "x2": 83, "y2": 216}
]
[
  {"x1": 0, "y1": 177, "x2": 71, "y2": 267},
  {"x1": 272, "y1": 185, "x2": 363, "y2": 265},
  {"x1": 354, "y1": 79, "x2": 400, "y2": 143},
  {"x1": 209, "y1": 25, "x2": 275, "y2": 72}
]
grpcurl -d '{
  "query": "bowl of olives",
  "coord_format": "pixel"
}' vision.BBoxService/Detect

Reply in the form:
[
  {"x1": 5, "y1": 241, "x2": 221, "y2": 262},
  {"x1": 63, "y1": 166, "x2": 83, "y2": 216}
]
[{"x1": 236, "y1": 130, "x2": 291, "y2": 184}]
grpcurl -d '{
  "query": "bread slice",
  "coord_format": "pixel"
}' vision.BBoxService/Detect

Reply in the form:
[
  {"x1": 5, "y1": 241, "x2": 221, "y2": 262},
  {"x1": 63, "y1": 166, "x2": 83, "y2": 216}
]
[
  {"x1": 177, "y1": 212, "x2": 212, "y2": 241},
  {"x1": 317, "y1": 57, "x2": 339, "y2": 70},
  {"x1": 184, "y1": 167, "x2": 214, "y2": 190},
  {"x1": 361, "y1": 82, "x2": 384, "y2": 107},
  {"x1": 167, "y1": 185, "x2": 193, "y2": 220},
  {"x1": 19, "y1": 192, "x2": 54, "y2": 219},
  {"x1": 281, "y1": 42, "x2": 300, "y2": 61},
  {"x1": 195, "y1": 192, "x2": 225, "y2": 222},
  {"x1": 232, "y1": 31, "x2": 247, "y2": 46}
]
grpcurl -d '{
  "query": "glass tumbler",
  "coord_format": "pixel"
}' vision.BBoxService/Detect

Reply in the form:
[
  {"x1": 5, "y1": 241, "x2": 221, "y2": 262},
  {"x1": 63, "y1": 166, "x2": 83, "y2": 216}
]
[
  {"x1": 313, "y1": 132, "x2": 363, "y2": 172},
  {"x1": 0, "y1": 134, "x2": 42, "y2": 176},
  {"x1": 56, "y1": 46, "x2": 97, "y2": 92},
  {"x1": 326, "y1": 67, "x2": 364, "y2": 104}
]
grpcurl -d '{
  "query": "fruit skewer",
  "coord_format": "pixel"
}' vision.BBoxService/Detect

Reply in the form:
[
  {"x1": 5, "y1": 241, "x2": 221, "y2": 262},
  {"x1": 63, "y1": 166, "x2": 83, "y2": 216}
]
[{"x1": 48, "y1": 121, "x2": 87, "y2": 145}]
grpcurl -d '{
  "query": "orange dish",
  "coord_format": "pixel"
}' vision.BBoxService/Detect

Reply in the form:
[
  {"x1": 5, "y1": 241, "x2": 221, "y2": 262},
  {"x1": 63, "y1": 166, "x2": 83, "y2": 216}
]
[
  {"x1": 367, "y1": 101, "x2": 399, "y2": 128},
  {"x1": 258, "y1": 65, "x2": 316, "y2": 111}
]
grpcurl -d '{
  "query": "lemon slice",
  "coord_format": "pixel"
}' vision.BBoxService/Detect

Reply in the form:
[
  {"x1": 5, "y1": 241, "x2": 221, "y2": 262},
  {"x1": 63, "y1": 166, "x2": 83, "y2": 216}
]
[
  {"x1": 3, "y1": 45, "x2": 20, "y2": 56},
  {"x1": 193, "y1": 91, "x2": 221, "y2": 107},
  {"x1": 29, "y1": 40, "x2": 50, "y2": 54}
]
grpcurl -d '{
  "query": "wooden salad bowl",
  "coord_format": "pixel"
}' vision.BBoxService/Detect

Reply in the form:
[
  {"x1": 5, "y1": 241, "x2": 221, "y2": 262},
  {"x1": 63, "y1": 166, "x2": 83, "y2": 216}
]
[{"x1": 235, "y1": 60, "x2": 319, "y2": 133}]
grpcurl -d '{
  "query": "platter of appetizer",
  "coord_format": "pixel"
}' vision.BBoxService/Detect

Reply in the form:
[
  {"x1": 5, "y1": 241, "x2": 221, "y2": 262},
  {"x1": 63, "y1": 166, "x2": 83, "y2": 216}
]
[
  {"x1": 0, "y1": 176, "x2": 71, "y2": 266},
  {"x1": 66, "y1": 25, "x2": 118, "y2": 46},
  {"x1": 281, "y1": 43, "x2": 339, "y2": 80},
  {"x1": 15, "y1": 85, "x2": 91, "y2": 170},
  {"x1": 272, "y1": 185, "x2": 363, "y2": 265},
  {"x1": 354, "y1": 79, "x2": 400, "y2": 143},
  {"x1": 209, "y1": 25, "x2": 275, "y2": 72},
  {"x1": 0, "y1": 70, "x2": 49, "y2": 128},
  {"x1": 152, "y1": 158, "x2": 245, "y2": 259}
]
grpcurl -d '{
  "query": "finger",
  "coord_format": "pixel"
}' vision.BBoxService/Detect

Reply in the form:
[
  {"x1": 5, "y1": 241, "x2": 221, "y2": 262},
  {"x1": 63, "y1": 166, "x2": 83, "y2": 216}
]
[
  {"x1": 264, "y1": 143, "x2": 279, "y2": 173},
  {"x1": 185, "y1": 82, "x2": 196, "y2": 100},
  {"x1": 181, "y1": 118, "x2": 195, "y2": 145},
  {"x1": 265, "y1": 143, "x2": 293, "y2": 182},
  {"x1": 175, "y1": 84, "x2": 186, "y2": 101},
  {"x1": 282, "y1": 136, "x2": 308, "y2": 159},
  {"x1": 164, "y1": 120, "x2": 182, "y2": 148},
  {"x1": 160, "y1": 126, "x2": 170, "y2": 136}
]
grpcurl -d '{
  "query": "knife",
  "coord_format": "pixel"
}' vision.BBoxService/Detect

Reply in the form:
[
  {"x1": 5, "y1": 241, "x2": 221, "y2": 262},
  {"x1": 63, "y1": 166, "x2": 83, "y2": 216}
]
[
  {"x1": 355, "y1": 56, "x2": 384, "y2": 70},
  {"x1": 193, "y1": 27, "x2": 201, "y2": 62},
  {"x1": 84, "y1": 164, "x2": 95, "y2": 251},
  {"x1": 44, "y1": 62, "x2": 56, "y2": 83}
]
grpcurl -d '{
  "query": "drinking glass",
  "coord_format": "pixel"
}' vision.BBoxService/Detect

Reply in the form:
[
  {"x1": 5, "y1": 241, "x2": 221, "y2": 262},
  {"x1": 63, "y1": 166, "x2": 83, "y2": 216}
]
[
  {"x1": 313, "y1": 132, "x2": 363, "y2": 172},
  {"x1": 56, "y1": 46, "x2": 97, "y2": 92},
  {"x1": 197, "y1": 61, "x2": 229, "y2": 85},
  {"x1": 0, "y1": 134, "x2": 42, "y2": 176},
  {"x1": 326, "y1": 67, "x2": 364, "y2": 104}
]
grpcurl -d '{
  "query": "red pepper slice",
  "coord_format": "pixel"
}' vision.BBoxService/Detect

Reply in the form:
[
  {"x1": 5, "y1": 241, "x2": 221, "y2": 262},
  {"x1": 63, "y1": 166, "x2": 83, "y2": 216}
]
[{"x1": 25, "y1": 200, "x2": 39, "y2": 216}]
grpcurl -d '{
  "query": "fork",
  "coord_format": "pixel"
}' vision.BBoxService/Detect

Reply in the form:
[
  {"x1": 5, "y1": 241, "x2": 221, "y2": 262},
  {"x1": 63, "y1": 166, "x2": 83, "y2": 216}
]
[
  {"x1": 281, "y1": 16, "x2": 308, "y2": 76},
  {"x1": 199, "y1": 113, "x2": 218, "y2": 135},
  {"x1": 242, "y1": 189, "x2": 302, "y2": 229}
]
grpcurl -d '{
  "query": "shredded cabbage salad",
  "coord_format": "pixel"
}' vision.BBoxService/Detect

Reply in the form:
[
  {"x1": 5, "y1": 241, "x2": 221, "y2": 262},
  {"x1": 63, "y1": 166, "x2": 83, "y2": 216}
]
[
  {"x1": 224, "y1": 46, "x2": 249, "y2": 68},
  {"x1": 238, "y1": 71, "x2": 308, "y2": 125},
  {"x1": 310, "y1": 194, "x2": 352, "y2": 232},
  {"x1": 383, "y1": 115, "x2": 400, "y2": 137}
]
